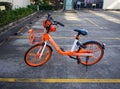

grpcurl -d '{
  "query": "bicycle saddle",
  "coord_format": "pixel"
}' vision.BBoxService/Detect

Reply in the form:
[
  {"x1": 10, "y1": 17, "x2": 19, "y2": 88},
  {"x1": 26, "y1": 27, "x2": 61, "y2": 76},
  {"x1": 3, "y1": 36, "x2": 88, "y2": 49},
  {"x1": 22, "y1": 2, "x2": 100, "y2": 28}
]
[{"x1": 74, "y1": 29, "x2": 88, "y2": 36}]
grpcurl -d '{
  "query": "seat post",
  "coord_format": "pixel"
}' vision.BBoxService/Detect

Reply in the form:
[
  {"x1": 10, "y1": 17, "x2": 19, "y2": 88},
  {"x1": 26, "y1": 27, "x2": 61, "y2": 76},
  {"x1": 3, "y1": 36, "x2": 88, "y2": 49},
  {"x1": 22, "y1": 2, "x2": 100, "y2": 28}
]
[{"x1": 75, "y1": 33, "x2": 80, "y2": 40}]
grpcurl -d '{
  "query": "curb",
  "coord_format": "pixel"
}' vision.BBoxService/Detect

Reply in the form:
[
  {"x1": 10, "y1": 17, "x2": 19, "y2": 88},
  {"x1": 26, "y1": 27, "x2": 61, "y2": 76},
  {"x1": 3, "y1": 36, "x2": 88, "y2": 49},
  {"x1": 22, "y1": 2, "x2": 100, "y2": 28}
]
[
  {"x1": 0, "y1": 12, "x2": 37, "y2": 34},
  {"x1": 0, "y1": 11, "x2": 43, "y2": 42}
]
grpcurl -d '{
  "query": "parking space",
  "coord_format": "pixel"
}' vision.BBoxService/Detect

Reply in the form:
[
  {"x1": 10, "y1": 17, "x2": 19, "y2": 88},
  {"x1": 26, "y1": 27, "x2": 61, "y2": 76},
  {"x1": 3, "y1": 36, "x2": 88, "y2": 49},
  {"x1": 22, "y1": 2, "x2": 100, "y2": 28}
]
[{"x1": 0, "y1": 10, "x2": 120, "y2": 89}]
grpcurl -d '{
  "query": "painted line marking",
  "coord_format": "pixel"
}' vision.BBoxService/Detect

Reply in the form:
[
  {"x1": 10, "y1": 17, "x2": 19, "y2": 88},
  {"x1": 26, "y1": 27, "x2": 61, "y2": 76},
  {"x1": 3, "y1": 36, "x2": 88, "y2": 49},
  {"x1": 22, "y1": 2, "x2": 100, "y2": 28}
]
[
  {"x1": 0, "y1": 78, "x2": 120, "y2": 83},
  {"x1": 84, "y1": 18, "x2": 99, "y2": 27},
  {"x1": 9, "y1": 36, "x2": 29, "y2": 39},
  {"x1": 56, "y1": 45, "x2": 120, "y2": 48},
  {"x1": 16, "y1": 26, "x2": 26, "y2": 34},
  {"x1": 0, "y1": 41, "x2": 6, "y2": 46},
  {"x1": 103, "y1": 37, "x2": 120, "y2": 40},
  {"x1": 9, "y1": 36, "x2": 120, "y2": 40}
]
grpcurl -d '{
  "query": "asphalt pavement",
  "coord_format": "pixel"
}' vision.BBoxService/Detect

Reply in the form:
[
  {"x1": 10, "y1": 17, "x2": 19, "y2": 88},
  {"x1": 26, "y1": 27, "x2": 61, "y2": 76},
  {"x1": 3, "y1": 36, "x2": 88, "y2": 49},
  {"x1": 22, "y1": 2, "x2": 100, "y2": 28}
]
[{"x1": 0, "y1": 10, "x2": 120, "y2": 89}]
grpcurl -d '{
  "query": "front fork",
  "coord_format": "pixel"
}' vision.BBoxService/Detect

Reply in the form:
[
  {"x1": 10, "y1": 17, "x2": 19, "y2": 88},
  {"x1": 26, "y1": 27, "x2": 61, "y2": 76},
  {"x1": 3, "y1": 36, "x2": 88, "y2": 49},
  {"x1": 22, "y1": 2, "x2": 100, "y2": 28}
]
[{"x1": 38, "y1": 41, "x2": 47, "y2": 58}]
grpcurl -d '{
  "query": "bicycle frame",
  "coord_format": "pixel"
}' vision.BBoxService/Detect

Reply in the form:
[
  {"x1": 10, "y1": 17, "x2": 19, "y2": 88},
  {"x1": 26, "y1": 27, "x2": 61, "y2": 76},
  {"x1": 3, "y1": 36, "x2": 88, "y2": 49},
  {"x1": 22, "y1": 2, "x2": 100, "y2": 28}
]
[{"x1": 40, "y1": 33, "x2": 94, "y2": 57}]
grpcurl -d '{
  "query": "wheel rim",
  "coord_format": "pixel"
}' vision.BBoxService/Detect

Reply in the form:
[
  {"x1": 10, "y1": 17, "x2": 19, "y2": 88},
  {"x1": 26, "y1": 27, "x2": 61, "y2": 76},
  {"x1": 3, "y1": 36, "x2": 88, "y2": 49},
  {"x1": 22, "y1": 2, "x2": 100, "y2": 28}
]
[
  {"x1": 79, "y1": 43, "x2": 104, "y2": 65},
  {"x1": 25, "y1": 45, "x2": 51, "y2": 66}
]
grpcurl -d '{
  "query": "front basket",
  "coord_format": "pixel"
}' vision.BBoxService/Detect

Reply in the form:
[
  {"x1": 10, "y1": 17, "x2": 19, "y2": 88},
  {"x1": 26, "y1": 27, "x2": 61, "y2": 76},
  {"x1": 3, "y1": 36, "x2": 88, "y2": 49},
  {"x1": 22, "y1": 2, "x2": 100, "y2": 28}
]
[{"x1": 28, "y1": 29, "x2": 44, "y2": 44}]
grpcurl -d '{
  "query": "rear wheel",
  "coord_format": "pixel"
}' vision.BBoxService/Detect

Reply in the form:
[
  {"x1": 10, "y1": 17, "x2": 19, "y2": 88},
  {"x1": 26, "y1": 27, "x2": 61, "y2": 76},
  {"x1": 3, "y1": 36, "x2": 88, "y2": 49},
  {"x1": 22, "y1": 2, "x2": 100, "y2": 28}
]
[
  {"x1": 24, "y1": 44, "x2": 52, "y2": 67},
  {"x1": 77, "y1": 41, "x2": 104, "y2": 65}
]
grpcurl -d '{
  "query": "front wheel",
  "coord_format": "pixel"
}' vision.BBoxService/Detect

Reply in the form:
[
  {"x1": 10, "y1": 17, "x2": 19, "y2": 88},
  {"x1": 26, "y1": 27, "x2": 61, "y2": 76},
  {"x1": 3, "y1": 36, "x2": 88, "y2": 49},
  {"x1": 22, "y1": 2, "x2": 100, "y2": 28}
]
[
  {"x1": 77, "y1": 41, "x2": 104, "y2": 65},
  {"x1": 24, "y1": 44, "x2": 52, "y2": 67}
]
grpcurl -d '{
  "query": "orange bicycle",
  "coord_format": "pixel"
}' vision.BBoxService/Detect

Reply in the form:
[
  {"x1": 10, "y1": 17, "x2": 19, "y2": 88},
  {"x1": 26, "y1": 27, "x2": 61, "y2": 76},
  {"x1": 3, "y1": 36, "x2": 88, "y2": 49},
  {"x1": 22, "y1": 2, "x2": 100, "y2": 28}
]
[{"x1": 24, "y1": 13, "x2": 105, "y2": 67}]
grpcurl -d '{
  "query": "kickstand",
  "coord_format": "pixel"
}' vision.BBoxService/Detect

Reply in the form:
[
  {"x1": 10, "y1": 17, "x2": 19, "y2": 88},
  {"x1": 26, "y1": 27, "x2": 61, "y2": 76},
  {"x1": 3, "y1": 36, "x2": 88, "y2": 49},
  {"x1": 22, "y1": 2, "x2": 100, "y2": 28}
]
[{"x1": 86, "y1": 56, "x2": 89, "y2": 72}]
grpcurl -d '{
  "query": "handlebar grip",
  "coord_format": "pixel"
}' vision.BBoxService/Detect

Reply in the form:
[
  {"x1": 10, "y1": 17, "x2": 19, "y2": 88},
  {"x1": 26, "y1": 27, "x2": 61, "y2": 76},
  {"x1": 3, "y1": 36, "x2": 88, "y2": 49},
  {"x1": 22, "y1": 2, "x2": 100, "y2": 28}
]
[{"x1": 56, "y1": 21, "x2": 64, "y2": 27}]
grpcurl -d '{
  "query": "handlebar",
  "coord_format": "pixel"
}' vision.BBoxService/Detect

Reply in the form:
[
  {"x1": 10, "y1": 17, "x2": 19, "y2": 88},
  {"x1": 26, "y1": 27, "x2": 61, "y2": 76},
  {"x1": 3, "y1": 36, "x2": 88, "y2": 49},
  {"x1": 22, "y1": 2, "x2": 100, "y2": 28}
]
[
  {"x1": 46, "y1": 13, "x2": 64, "y2": 27},
  {"x1": 54, "y1": 21, "x2": 64, "y2": 27}
]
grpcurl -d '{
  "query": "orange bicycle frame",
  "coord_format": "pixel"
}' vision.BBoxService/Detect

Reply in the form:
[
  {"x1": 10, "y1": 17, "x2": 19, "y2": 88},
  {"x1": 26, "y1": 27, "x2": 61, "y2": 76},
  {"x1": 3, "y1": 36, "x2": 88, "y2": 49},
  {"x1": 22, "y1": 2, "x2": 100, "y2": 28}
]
[{"x1": 42, "y1": 33, "x2": 93, "y2": 57}]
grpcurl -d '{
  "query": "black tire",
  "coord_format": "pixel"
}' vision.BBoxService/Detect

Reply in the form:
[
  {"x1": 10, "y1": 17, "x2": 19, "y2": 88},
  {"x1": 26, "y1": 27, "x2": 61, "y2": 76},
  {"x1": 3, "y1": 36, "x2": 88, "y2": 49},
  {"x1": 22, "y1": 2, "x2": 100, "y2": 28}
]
[
  {"x1": 77, "y1": 41, "x2": 104, "y2": 65},
  {"x1": 24, "y1": 44, "x2": 52, "y2": 67}
]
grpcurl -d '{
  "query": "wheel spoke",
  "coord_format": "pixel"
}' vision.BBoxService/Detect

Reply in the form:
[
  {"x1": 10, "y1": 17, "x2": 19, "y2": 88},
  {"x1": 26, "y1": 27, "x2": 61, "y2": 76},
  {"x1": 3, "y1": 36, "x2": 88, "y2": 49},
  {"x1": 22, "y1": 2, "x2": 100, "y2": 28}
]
[
  {"x1": 30, "y1": 57, "x2": 37, "y2": 63},
  {"x1": 92, "y1": 48, "x2": 100, "y2": 53},
  {"x1": 91, "y1": 55, "x2": 98, "y2": 59},
  {"x1": 42, "y1": 51, "x2": 49, "y2": 55},
  {"x1": 29, "y1": 53, "x2": 36, "y2": 56}
]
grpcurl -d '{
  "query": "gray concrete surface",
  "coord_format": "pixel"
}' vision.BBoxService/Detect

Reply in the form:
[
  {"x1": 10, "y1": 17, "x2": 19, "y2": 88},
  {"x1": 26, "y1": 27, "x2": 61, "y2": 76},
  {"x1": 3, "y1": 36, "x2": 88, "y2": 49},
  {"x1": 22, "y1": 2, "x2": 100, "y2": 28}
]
[{"x1": 0, "y1": 10, "x2": 120, "y2": 89}]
